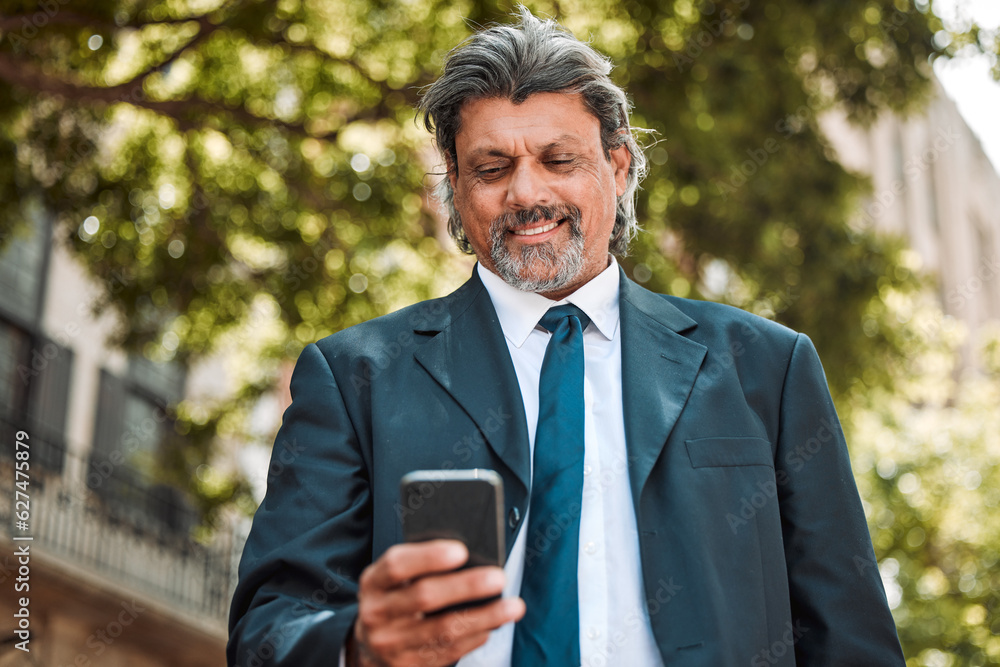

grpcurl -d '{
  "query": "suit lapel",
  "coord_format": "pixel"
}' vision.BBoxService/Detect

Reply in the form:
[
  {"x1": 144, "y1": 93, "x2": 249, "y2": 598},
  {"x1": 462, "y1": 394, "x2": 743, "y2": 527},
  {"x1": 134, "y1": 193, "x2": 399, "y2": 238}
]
[
  {"x1": 409, "y1": 267, "x2": 707, "y2": 518},
  {"x1": 412, "y1": 271, "x2": 532, "y2": 496},
  {"x1": 619, "y1": 271, "x2": 707, "y2": 505}
]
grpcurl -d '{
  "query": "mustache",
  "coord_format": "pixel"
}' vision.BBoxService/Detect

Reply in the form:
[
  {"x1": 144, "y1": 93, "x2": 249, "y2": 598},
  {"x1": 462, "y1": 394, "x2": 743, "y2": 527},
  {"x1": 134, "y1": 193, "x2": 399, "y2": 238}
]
[{"x1": 491, "y1": 204, "x2": 583, "y2": 231}]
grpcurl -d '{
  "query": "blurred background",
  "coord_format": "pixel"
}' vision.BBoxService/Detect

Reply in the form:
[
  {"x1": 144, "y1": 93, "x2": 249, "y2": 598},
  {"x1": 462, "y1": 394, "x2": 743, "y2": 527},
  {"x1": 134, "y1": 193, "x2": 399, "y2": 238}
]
[{"x1": 0, "y1": 0, "x2": 998, "y2": 665}]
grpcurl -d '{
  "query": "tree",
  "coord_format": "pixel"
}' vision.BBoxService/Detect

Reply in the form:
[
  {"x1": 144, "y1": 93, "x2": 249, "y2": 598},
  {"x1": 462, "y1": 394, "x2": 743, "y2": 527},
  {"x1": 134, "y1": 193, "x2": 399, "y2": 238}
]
[
  {"x1": 0, "y1": 0, "x2": 993, "y2": 522},
  {"x1": 1, "y1": 0, "x2": 483, "y2": 518},
  {"x1": 848, "y1": 294, "x2": 1000, "y2": 665}
]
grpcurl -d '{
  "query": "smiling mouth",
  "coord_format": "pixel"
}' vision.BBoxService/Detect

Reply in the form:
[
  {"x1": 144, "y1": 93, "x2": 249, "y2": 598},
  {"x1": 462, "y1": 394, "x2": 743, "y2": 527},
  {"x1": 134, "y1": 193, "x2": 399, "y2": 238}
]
[{"x1": 509, "y1": 220, "x2": 562, "y2": 237}]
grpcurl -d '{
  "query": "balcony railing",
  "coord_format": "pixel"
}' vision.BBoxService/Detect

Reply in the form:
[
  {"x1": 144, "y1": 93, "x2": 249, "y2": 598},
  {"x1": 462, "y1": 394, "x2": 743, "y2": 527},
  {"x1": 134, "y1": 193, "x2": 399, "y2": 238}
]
[{"x1": 0, "y1": 442, "x2": 241, "y2": 627}]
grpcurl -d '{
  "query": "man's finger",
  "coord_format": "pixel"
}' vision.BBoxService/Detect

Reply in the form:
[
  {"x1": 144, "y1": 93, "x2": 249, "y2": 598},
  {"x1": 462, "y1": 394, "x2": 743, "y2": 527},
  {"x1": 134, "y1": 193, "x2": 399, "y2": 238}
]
[
  {"x1": 429, "y1": 596, "x2": 526, "y2": 639},
  {"x1": 410, "y1": 597, "x2": 526, "y2": 659},
  {"x1": 365, "y1": 597, "x2": 525, "y2": 665},
  {"x1": 361, "y1": 540, "x2": 469, "y2": 592},
  {"x1": 367, "y1": 566, "x2": 506, "y2": 618}
]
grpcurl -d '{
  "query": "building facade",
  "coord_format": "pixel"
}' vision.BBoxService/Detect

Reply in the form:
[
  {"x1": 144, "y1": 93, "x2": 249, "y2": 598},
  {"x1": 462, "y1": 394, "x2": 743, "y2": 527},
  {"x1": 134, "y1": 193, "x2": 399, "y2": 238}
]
[
  {"x1": 822, "y1": 77, "x2": 1000, "y2": 351},
  {"x1": 0, "y1": 217, "x2": 234, "y2": 667}
]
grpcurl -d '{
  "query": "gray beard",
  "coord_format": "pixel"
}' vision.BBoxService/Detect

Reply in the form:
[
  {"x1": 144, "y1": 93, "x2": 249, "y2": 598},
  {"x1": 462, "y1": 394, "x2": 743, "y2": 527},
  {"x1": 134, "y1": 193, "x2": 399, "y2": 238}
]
[{"x1": 488, "y1": 204, "x2": 585, "y2": 294}]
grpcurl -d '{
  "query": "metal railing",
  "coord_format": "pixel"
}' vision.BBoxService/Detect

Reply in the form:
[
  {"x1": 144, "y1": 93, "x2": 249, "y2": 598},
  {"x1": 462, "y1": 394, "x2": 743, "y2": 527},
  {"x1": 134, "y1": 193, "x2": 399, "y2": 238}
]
[{"x1": 0, "y1": 443, "x2": 240, "y2": 625}]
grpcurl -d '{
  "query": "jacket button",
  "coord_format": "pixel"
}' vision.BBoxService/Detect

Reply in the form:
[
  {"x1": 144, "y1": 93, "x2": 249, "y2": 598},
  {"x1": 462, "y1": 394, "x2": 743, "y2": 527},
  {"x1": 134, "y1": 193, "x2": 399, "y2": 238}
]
[{"x1": 508, "y1": 507, "x2": 521, "y2": 528}]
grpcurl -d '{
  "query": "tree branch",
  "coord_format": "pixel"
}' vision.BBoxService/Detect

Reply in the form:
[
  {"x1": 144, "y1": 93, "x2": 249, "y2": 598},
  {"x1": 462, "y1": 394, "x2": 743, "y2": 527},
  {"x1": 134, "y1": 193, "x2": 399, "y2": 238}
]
[
  {"x1": 1, "y1": 0, "x2": 242, "y2": 93},
  {"x1": 277, "y1": 39, "x2": 437, "y2": 107},
  {"x1": 0, "y1": 11, "x2": 203, "y2": 32},
  {"x1": 0, "y1": 52, "x2": 341, "y2": 138},
  {"x1": 0, "y1": 0, "x2": 268, "y2": 34},
  {"x1": 116, "y1": 14, "x2": 215, "y2": 91},
  {"x1": 1, "y1": 8, "x2": 217, "y2": 102},
  {"x1": 0, "y1": 11, "x2": 106, "y2": 31},
  {"x1": 0, "y1": 0, "x2": 365, "y2": 138}
]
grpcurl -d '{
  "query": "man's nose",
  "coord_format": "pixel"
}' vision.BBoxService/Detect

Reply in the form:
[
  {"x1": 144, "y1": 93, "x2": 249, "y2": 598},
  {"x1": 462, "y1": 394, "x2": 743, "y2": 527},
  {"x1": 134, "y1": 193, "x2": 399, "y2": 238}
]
[{"x1": 505, "y1": 161, "x2": 551, "y2": 209}]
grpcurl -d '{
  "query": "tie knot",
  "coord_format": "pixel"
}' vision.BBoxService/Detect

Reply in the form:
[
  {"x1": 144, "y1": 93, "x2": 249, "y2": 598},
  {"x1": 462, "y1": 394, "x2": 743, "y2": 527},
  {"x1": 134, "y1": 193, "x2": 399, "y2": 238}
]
[{"x1": 539, "y1": 304, "x2": 591, "y2": 334}]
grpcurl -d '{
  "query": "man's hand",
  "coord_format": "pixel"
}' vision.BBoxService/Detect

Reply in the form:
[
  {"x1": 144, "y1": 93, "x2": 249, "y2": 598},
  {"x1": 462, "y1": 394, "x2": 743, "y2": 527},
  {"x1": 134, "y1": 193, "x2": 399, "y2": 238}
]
[{"x1": 348, "y1": 540, "x2": 525, "y2": 667}]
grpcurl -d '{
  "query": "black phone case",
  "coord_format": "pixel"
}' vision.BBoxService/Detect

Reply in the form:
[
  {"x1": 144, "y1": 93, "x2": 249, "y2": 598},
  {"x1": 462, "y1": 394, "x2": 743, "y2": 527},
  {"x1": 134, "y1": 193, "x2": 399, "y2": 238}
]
[{"x1": 400, "y1": 470, "x2": 505, "y2": 614}]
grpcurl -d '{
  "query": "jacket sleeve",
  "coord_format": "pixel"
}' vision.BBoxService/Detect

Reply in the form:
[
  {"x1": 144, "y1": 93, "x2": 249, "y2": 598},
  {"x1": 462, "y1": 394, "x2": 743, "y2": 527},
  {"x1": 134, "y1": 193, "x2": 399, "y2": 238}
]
[
  {"x1": 775, "y1": 334, "x2": 905, "y2": 666},
  {"x1": 227, "y1": 343, "x2": 371, "y2": 667}
]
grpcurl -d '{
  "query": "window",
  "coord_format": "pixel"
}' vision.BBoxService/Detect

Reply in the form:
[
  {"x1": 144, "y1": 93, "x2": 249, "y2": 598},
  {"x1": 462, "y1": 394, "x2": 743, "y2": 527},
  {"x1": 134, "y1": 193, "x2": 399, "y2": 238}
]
[
  {"x1": 0, "y1": 324, "x2": 30, "y2": 419},
  {"x1": 89, "y1": 357, "x2": 194, "y2": 533},
  {"x1": 0, "y1": 214, "x2": 70, "y2": 471},
  {"x1": 0, "y1": 209, "x2": 49, "y2": 323}
]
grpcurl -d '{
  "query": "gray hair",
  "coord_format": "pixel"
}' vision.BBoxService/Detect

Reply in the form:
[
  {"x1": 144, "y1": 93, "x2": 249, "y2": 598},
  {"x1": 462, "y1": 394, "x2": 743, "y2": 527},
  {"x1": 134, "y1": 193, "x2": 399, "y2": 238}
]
[{"x1": 419, "y1": 7, "x2": 647, "y2": 255}]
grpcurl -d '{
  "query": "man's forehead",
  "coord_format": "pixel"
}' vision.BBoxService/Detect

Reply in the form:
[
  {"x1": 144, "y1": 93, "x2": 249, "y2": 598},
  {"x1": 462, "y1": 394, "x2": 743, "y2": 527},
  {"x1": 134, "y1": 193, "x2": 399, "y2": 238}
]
[
  {"x1": 463, "y1": 133, "x2": 588, "y2": 157},
  {"x1": 454, "y1": 92, "x2": 602, "y2": 157}
]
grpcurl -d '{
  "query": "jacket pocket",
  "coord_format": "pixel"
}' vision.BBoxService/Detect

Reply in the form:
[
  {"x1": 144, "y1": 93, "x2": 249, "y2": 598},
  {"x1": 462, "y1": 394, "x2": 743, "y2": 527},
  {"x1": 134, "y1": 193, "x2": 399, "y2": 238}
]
[{"x1": 685, "y1": 437, "x2": 773, "y2": 469}]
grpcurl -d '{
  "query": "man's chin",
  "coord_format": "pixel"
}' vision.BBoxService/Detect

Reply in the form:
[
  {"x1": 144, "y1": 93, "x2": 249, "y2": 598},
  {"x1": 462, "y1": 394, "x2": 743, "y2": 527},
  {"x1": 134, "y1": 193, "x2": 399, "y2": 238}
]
[
  {"x1": 495, "y1": 261, "x2": 580, "y2": 294},
  {"x1": 511, "y1": 254, "x2": 554, "y2": 277},
  {"x1": 514, "y1": 269, "x2": 566, "y2": 289},
  {"x1": 487, "y1": 234, "x2": 585, "y2": 294}
]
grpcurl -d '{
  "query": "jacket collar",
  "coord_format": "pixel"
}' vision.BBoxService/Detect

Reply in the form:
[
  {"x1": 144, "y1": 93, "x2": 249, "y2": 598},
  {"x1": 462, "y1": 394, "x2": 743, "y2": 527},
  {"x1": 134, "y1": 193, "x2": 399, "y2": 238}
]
[
  {"x1": 412, "y1": 269, "x2": 533, "y2": 496},
  {"x1": 411, "y1": 265, "x2": 707, "y2": 504}
]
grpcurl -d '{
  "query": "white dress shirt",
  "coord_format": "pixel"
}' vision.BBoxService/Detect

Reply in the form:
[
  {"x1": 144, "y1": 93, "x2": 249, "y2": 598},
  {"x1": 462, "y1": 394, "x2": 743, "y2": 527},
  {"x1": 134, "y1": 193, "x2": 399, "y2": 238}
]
[{"x1": 458, "y1": 259, "x2": 664, "y2": 667}]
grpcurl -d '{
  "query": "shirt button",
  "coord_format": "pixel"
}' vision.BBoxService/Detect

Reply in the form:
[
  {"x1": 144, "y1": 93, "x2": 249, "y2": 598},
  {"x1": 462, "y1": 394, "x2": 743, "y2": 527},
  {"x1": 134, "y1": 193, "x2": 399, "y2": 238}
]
[
  {"x1": 583, "y1": 541, "x2": 597, "y2": 555},
  {"x1": 587, "y1": 626, "x2": 601, "y2": 640},
  {"x1": 507, "y1": 507, "x2": 521, "y2": 528},
  {"x1": 583, "y1": 464, "x2": 593, "y2": 476}
]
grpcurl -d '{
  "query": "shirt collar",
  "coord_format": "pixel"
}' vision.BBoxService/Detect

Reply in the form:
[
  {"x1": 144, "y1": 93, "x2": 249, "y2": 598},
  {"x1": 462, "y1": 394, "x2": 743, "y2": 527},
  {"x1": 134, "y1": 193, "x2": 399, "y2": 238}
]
[{"x1": 477, "y1": 257, "x2": 621, "y2": 348}]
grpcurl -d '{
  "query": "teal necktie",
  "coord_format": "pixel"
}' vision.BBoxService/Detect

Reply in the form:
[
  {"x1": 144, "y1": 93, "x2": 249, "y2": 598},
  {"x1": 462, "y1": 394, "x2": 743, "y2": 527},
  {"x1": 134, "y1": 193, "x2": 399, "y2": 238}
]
[{"x1": 512, "y1": 304, "x2": 590, "y2": 666}]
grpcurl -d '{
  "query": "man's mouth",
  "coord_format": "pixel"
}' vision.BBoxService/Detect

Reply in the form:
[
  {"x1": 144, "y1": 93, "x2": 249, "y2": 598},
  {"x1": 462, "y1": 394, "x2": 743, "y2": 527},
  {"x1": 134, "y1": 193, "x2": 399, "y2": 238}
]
[{"x1": 510, "y1": 220, "x2": 562, "y2": 237}]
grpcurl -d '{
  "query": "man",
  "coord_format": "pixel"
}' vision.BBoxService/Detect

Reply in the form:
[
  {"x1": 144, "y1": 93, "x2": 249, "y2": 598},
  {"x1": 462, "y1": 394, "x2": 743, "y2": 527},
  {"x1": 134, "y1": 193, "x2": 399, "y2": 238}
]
[{"x1": 228, "y1": 9, "x2": 905, "y2": 667}]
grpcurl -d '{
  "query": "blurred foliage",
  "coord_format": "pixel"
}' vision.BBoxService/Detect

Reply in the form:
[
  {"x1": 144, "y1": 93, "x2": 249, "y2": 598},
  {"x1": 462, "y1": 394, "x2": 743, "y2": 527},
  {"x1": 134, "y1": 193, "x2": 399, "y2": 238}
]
[
  {"x1": 0, "y1": 0, "x2": 998, "y2": 660},
  {"x1": 849, "y1": 298, "x2": 1000, "y2": 666}
]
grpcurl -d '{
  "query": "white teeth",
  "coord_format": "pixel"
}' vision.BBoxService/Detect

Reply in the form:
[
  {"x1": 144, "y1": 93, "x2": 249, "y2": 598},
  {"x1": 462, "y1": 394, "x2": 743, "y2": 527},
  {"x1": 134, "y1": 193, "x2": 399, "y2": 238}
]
[{"x1": 511, "y1": 221, "x2": 559, "y2": 236}]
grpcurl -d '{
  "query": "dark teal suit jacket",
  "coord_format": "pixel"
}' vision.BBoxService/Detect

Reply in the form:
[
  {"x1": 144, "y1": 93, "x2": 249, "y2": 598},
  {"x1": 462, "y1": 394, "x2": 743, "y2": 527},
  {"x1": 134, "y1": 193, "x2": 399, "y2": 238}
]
[{"x1": 228, "y1": 267, "x2": 905, "y2": 666}]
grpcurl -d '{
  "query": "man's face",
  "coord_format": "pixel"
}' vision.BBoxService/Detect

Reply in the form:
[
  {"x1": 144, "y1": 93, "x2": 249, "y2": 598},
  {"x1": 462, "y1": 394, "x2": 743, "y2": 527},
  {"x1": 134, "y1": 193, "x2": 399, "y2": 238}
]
[{"x1": 449, "y1": 92, "x2": 630, "y2": 299}]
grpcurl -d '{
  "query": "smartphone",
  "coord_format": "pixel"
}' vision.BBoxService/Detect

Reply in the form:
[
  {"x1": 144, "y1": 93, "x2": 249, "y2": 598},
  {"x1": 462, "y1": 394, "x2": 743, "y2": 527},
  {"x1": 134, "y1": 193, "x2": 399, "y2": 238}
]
[{"x1": 400, "y1": 468, "x2": 506, "y2": 570}]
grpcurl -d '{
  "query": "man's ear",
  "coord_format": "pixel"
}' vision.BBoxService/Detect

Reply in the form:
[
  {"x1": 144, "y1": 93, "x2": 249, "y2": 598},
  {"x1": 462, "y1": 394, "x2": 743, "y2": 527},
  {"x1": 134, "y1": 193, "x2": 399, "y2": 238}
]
[
  {"x1": 446, "y1": 152, "x2": 459, "y2": 192},
  {"x1": 610, "y1": 141, "x2": 631, "y2": 197}
]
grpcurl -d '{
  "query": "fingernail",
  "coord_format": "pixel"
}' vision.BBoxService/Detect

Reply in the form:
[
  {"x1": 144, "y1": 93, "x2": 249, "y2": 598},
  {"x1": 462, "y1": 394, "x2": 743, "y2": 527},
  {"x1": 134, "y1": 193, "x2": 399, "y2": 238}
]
[
  {"x1": 509, "y1": 597, "x2": 526, "y2": 618},
  {"x1": 446, "y1": 541, "x2": 468, "y2": 560},
  {"x1": 486, "y1": 568, "x2": 505, "y2": 588}
]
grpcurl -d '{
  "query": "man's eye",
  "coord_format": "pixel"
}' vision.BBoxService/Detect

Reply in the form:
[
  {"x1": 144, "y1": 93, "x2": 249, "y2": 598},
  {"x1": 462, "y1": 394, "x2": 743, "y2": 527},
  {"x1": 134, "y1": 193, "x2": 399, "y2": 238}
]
[{"x1": 476, "y1": 165, "x2": 505, "y2": 177}]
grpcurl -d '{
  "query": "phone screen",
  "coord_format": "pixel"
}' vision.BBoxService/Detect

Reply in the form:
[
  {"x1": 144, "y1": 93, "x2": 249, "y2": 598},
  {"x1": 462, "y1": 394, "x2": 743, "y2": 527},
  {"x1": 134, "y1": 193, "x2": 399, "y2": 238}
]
[{"x1": 400, "y1": 469, "x2": 505, "y2": 569}]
